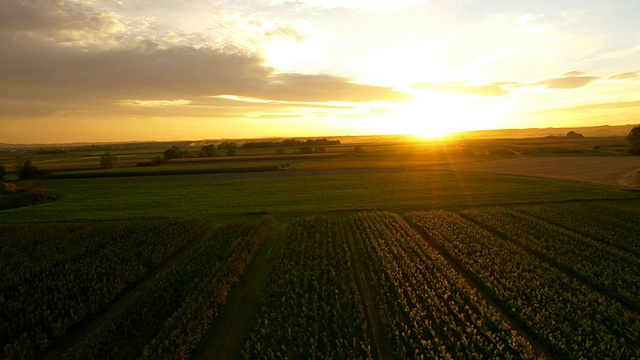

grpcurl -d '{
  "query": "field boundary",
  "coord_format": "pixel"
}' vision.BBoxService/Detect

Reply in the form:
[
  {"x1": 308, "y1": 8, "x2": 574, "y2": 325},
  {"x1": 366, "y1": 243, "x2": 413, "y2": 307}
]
[
  {"x1": 402, "y1": 215, "x2": 555, "y2": 359},
  {"x1": 192, "y1": 220, "x2": 286, "y2": 360}
]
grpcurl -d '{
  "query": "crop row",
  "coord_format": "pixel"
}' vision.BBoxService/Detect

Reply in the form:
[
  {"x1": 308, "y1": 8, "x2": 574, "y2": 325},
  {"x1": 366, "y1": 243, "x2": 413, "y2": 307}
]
[
  {"x1": 515, "y1": 203, "x2": 640, "y2": 258},
  {"x1": 242, "y1": 216, "x2": 372, "y2": 359},
  {"x1": 464, "y1": 207, "x2": 640, "y2": 308},
  {"x1": 55, "y1": 218, "x2": 273, "y2": 360},
  {"x1": 410, "y1": 210, "x2": 640, "y2": 359},
  {"x1": 350, "y1": 212, "x2": 538, "y2": 359},
  {"x1": 1, "y1": 219, "x2": 211, "y2": 359}
]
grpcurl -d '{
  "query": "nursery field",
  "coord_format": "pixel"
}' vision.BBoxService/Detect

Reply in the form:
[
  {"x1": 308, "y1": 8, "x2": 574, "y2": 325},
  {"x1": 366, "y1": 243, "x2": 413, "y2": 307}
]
[{"x1": 2, "y1": 199, "x2": 640, "y2": 359}]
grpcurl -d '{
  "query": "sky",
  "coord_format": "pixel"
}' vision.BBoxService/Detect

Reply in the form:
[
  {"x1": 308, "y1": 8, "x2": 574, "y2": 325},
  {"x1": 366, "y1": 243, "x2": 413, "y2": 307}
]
[{"x1": 1, "y1": 0, "x2": 639, "y2": 143}]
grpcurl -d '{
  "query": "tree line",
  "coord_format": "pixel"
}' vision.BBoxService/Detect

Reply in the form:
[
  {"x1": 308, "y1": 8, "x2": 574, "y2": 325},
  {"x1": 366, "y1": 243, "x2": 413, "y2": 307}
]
[{"x1": 241, "y1": 138, "x2": 340, "y2": 149}]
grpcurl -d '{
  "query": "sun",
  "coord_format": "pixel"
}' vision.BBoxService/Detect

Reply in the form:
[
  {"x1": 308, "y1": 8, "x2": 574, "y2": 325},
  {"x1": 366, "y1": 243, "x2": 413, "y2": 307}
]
[{"x1": 372, "y1": 92, "x2": 508, "y2": 139}]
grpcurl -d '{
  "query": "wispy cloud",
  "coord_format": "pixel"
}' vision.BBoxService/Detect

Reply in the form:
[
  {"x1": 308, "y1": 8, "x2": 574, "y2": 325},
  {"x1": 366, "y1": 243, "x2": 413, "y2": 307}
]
[
  {"x1": 411, "y1": 82, "x2": 510, "y2": 96},
  {"x1": 270, "y1": 0, "x2": 429, "y2": 12},
  {"x1": 533, "y1": 72, "x2": 600, "y2": 89},
  {"x1": 554, "y1": 100, "x2": 640, "y2": 112},
  {"x1": 609, "y1": 72, "x2": 640, "y2": 81},
  {"x1": 410, "y1": 70, "x2": 617, "y2": 98},
  {"x1": 118, "y1": 99, "x2": 192, "y2": 107}
]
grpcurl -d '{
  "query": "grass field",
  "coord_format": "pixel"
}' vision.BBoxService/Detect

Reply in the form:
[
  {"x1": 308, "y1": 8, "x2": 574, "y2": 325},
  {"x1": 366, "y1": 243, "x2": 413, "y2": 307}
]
[{"x1": 2, "y1": 136, "x2": 640, "y2": 359}]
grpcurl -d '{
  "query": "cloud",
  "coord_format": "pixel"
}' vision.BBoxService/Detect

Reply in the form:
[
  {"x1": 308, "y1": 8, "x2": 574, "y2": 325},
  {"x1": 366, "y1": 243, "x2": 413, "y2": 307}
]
[
  {"x1": 609, "y1": 72, "x2": 640, "y2": 81},
  {"x1": 211, "y1": 95, "x2": 356, "y2": 109},
  {"x1": 251, "y1": 74, "x2": 410, "y2": 102},
  {"x1": 0, "y1": 37, "x2": 268, "y2": 100},
  {"x1": 270, "y1": 0, "x2": 429, "y2": 12},
  {"x1": 410, "y1": 70, "x2": 613, "y2": 97},
  {"x1": 0, "y1": 0, "x2": 126, "y2": 45},
  {"x1": 411, "y1": 82, "x2": 510, "y2": 96},
  {"x1": 560, "y1": 100, "x2": 640, "y2": 111},
  {"x1": 0, "y1": 32, "x2": 409, "y2": 122},
  {"x1": 533, "y1": 72, "x2": 599, "y2": 89},
  {"x1": 265, "y1": 25, "x2": 307, "y2": 42}
]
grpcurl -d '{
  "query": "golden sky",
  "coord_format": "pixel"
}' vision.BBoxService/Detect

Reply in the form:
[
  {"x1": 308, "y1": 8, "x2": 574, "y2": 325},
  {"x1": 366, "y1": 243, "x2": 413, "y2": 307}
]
[{"x1": 1, "y1": 0, "x2": 639, "y2": 143}]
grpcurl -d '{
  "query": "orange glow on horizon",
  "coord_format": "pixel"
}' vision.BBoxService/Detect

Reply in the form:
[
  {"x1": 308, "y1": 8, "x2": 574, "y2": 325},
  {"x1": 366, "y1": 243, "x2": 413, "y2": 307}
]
[{"x1": 367, "y1": 92, "x2": 512, "y2": 139}]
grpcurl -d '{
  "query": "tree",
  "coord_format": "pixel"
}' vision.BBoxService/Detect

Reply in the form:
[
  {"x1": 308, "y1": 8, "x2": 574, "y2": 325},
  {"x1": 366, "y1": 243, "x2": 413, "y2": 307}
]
[
  {"x1": 163, "y1": 146, "x2": 184, "y2": 161},
  {"x1": 627, "y1": 125, "x2": 640, "y2": 155},
  {"x1": 14, "y1": 156, "x2": 27, "y2": 176},
  {"x1": 0, "y1": 164, "x2": 5, "y2": 180},
  {"x1": 18, "y1": 159, "x2": 48, "y2": 180},
  {"x1": 200, "y1": 144, "x2": 216, "y2": 157},
  {"x1": 217, "y1": 142, "x2": 237, "y2": 150},
  {"x1": 151, "y1": 155, "x2": 164, "y2": 165},
  {"x1": 566, "y1": 131, "x2": 584, "y2": 139},
  {"x1": 100, "y1": 152, "x2": 118, "y2": 169},
  {"x1": 226, "y1": 147, "x2": 237, "y2": 156}
]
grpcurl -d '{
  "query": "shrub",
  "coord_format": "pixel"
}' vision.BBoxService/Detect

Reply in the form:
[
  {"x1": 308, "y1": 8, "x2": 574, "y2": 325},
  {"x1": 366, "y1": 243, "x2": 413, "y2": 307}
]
[
  {"x1": 626, "y1": 125, "x2": 640, "y2": 155},
  {"x1": 138, "y1": 155, "x2": 165, "y2": 167},
  {"x1": 100, "y1": 152, "x2": 119, "y2": 169},
  {"x1": 14, "y1": 156, "x2": 27, "y2": 175},
  {"x1": 200, "y1": 144, "x2": 216, "y2": 157},
  {"x1": 19, "y1": 159, "x2": 49, "y2": 180},
  {"x1": 17, "y1": 187, "x2": 50, "y2": 206},
  {"x1": 163, "y1": 146, "x2": 184, "y2": 161}
]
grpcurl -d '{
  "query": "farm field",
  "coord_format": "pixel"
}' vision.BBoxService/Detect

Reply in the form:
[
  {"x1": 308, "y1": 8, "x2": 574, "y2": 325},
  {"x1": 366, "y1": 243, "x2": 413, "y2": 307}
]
[
  {"x1": 2, "y1": 136, "x2": 640, "y2": 359},
  {"x1": 0, "y1": 168, "x2": 636, "y2": 223},
  {"x1": 2, "y1": 203, "x2": 640, "y2": 359},
  {"x1": 434, "y1": 156, "x2": 640, "y2": 187}
]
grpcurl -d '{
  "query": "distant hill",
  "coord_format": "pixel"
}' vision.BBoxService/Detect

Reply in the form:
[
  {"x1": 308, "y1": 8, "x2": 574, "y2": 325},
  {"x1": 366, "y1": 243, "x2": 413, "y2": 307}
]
[
  {"x1": 452, "y1": 124, "x2": 635, "y2": 139},
  {"x1": 0, "y1": 124, "x2": 635, "y2": 150}
]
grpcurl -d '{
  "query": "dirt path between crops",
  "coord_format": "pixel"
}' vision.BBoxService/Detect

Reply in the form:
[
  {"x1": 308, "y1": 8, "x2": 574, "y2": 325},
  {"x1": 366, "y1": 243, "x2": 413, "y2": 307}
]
[
  {"x1": 192, "y1": 222, "x2": 287, "y2": 360},
  {"x1": 344, "y1": 221, "x2": 393, "y2": 360}
]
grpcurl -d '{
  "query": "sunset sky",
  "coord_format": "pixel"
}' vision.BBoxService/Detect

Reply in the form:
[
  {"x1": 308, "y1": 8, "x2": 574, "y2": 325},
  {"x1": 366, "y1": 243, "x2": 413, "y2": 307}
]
[{"x1": 1, "y1": 0, "x2": 639, "y2": 143}]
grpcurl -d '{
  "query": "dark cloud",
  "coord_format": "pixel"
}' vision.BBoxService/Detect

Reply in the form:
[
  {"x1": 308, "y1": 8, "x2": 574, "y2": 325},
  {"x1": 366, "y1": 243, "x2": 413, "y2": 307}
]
[
  {"x1": 0, "y1": 37, "x2": 409, "y2": 122},
  {"x1": 0, "y1": 37, "x2": 267, "y2": 100},
  {"x1": 411, "y1": 82, "x2": 510, "y2": 96},
  {"x1": 252, "y1": 74, "x2": 410, "y2": 102},
  {"x1": 0, "y1": 0, "x2": 408, "y2": 115}
]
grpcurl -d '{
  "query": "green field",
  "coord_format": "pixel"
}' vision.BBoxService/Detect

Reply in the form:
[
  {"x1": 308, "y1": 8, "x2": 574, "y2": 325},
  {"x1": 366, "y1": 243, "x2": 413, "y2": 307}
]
[
  {"x1": 2, "y1": 137, "x2": 640, "y2": 359},
  {"x1": 1, "y1": 168, "x2": 637, "y2": 223}
]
